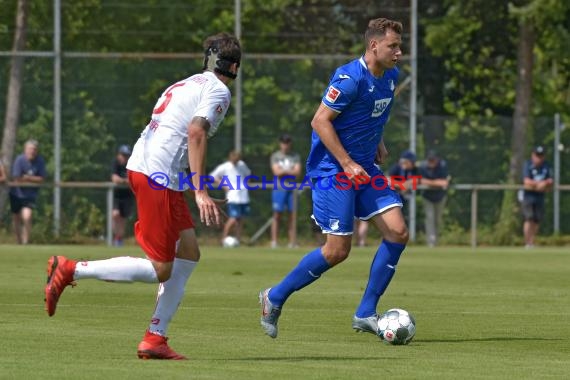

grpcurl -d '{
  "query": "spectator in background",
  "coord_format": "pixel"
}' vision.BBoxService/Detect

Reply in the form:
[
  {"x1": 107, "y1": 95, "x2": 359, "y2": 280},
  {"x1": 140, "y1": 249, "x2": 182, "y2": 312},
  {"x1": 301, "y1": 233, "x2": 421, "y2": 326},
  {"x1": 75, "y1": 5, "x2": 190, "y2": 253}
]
[
  {"x1": 419, "y1": 150, "x2": 449, "y2": 247},
  {"x1": 270, "y1": 134, "x2": 301, "y2": 248},
  {"x1": 354, "y1": 220, "x2": 369, "y2": 247},
  {"x1": 210, "y1": 150, "x2": 251, "y2": 243},
  {"x1": 388, "y1": 150, "x2": 419, "y2": 223},
  {"x1": 111, "y1": 144, "x2": 135, "y2": 247},
  {"x1": 522, "y1": 146, "x2": 553, "y2": 249},
  {"x1": 10, "y1": 139, "x2": 47, "y2": 244}
]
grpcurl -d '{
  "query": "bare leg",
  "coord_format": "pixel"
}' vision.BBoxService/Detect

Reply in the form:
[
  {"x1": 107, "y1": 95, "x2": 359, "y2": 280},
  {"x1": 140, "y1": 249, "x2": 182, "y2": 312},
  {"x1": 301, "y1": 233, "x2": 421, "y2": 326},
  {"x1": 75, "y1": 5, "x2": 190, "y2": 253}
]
[
  {"x1": 271, "y1": 212, "x2": 281, "y2": 247},
  {"x1": 112, "y1": 210, "x2": 126, "y2": 242},
  {"x1": 523, "y1": 220, "x2": 534, "y2": 245},
  {"x1": 357, "y1": 221, "x2": 369, "y2": 247},
  {"x1": 236, "y1": 217, "x2": 244, "y2": 240},
  {"x1": 223, "y1": 217, "x2": 237, "y2": 239},
  {"x1": 20, "y1": 207, "x2": 33, "y2": 245}
]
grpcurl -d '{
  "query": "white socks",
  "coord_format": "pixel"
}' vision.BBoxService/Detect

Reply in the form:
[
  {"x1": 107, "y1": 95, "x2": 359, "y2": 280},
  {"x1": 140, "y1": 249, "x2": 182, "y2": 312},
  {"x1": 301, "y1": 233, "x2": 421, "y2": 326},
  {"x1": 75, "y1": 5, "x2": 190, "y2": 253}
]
[
  {"x1": 148, "y1": 258, "x2": 197, "y2": 336},
  {"x1": 74, "y1": 256, "x2": 158, "y2": 283}
]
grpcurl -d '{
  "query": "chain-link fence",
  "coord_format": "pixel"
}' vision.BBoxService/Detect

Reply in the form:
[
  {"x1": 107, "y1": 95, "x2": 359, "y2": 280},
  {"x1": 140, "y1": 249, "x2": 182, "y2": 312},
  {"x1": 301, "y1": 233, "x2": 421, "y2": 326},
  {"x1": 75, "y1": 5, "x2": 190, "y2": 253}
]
[{"x1": 1, "y1": 1, "x2": 569, "y2": 245}]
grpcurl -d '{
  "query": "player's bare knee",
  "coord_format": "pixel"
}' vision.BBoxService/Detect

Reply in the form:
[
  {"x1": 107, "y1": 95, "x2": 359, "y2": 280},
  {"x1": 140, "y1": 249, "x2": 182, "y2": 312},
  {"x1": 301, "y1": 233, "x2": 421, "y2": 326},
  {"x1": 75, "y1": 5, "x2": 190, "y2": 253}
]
[
  {"x1": 392, "y1": 225, "x2": 409, "y2": 244},
  {"x1": 322, "y1": 243, "x2": 351, "y2": 266},
  {"x1": 155, "y1": 267, "x2": 172, "y2": 282}
]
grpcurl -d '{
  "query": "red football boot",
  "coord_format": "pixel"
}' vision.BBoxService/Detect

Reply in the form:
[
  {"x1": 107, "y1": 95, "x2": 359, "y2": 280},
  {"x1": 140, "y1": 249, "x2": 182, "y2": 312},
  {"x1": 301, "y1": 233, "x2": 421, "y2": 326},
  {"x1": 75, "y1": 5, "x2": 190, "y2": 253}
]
[
  {"x1": 137, "y1": 330, "x2": 187, "y2": 360},
  {"x1": 44, "y1": 256, "x2": 77, "y2": 316}
]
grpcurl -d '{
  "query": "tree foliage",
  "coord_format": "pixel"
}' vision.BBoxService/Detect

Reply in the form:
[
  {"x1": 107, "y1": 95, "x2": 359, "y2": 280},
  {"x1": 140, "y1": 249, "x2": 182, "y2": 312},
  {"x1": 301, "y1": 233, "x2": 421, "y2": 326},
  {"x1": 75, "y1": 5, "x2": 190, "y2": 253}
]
[{"x1": 1, "y1": 0, "x2": 569, "y2": 242}]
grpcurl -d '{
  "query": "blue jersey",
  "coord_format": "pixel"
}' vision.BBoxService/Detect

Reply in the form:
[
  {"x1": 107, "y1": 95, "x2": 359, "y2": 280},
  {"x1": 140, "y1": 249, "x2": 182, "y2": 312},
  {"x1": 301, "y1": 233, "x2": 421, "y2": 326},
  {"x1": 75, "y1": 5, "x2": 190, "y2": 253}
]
[{"x1": 306, "y1": 57, "x2": 399, "y2": 177}]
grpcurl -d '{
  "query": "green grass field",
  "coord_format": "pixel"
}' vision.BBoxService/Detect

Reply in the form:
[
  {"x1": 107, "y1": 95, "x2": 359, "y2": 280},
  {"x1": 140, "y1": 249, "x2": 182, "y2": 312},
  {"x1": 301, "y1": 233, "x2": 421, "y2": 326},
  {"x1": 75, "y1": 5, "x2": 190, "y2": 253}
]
[{"x1": 1, "y1": 245, "x2": 569, "y2": 379}]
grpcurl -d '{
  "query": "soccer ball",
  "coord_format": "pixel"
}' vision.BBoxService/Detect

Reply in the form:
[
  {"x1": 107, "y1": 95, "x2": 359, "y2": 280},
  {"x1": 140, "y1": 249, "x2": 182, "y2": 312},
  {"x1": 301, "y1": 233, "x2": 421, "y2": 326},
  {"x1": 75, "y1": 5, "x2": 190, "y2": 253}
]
[
  {"x1": 222, "y1": 236, "x2": 240, "y2": 248},
  {"x1": 377, "y1": 308, "x2": 416, "y2": 345}
]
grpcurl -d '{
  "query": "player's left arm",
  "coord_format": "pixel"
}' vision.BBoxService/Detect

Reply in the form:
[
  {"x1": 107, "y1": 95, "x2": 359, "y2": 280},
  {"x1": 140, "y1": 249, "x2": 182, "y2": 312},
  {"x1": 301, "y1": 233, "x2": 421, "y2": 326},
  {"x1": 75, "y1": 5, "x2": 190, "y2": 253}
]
[
  {"x1": 188, "y1": 116, "x2": 221, "y2": 226},
  {"x1": 375, "y1": 138, "x2": 389, "y2": 165}
]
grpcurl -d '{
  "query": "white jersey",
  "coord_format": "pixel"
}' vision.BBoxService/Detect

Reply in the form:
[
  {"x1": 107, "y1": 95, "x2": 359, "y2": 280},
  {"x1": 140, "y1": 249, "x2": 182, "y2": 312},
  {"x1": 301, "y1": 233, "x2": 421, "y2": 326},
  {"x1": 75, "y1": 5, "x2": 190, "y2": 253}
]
[
  {"x1": 127, "y1": 71, "x2": 231, "y2": 191},
  {"x1": 209, "y1": 160, "x2": 251, "y2": 204}
]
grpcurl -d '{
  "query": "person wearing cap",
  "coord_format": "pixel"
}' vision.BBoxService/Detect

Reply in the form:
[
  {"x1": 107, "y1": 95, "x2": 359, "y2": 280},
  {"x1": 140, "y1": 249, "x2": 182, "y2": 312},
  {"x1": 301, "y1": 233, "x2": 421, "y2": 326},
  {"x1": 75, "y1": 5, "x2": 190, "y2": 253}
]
[
  {"x1": 388, "y1": 150, "x2": 420, "y2": 224},
  {"x1": 111, "y1": 144, "x2": 135, "y2": 247},
  {"x1": 9, "y1": 139, "x2": 47, "y2": 244},
  {"x1": 522, "y1": 146, "x2": 553, "y2": 248},
  {"x1": 418, "y1": 150, "x2": 450, "y2": 247},
  {"x1": 270, "y1": 134, "x2": 301, "y2": 248}
]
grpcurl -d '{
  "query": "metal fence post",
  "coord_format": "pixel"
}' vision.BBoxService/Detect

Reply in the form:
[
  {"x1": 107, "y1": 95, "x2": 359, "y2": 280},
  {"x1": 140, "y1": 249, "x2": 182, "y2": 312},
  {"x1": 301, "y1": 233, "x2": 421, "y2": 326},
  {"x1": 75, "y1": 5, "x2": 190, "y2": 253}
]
[
  {"x1": 554, "y1": 113, "x2": 561, "y2": 234},
  {"x1": 106, "y1": 185, "x2": 113, "y2": 246},
  {"x1": 409, "y1": 192, "x2": 416, "y2": 242},
  {"x1": 292, "y1": 189, "x2": 298, "y2": 244},
  {"x1": 470, "y1": 188, "x2": 478, "y2": 248}
]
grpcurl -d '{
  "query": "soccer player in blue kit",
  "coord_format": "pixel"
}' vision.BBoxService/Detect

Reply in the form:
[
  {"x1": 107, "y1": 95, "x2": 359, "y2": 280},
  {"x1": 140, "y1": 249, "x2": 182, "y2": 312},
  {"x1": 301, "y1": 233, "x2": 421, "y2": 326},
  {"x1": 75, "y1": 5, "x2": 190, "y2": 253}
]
[{"x1": 259, "y1": 18, "x2": 407, "y2": 338}]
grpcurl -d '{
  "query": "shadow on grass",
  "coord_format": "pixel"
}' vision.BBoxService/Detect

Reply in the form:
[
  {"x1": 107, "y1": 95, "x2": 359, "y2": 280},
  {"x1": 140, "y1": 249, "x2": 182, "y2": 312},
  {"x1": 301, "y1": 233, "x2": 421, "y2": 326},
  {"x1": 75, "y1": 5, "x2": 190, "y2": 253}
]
[
  {"x1": 417, "y1": 337, "x2": 563, "y2": 343},
  {"x1": 211, "y1": 356, "x2": 389, "y2": 362}
]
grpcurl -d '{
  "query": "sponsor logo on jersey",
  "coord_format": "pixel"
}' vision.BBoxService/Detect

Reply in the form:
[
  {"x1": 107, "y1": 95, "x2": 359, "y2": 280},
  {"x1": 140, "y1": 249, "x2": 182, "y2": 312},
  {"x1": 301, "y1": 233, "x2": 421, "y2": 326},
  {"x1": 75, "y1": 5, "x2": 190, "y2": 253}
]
[
  {"x1": 339, "y1": 74, "x2": 350, "y2": 79},
  {"x1": 371, "y1": 98, "x2": 392, "y2": 117},
  {"x1": 325, "y1": 86, "x2": 341, "y2": 103}
]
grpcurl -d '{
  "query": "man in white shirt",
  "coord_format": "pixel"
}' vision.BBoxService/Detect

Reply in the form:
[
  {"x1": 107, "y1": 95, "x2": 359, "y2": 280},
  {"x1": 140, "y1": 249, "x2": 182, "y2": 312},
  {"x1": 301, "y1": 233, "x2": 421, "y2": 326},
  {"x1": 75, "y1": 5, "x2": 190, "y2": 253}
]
[
  {"x1": 210, "y1": 151, "x2": 251, "y2": 243},
  {"x1": 44, "y1": 33, "x2": 241, "y2": 360}
]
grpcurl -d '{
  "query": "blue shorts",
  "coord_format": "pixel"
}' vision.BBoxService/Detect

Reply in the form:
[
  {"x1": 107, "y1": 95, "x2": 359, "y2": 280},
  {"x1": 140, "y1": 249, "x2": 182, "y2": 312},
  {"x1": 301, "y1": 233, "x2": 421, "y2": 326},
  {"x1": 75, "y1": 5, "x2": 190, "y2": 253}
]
[
  {"x1": 311, "y1": 167, "x2": 402, "y2": 235},
  {"x1": 272, "y1": 190, "x2": 296, "y2": 212},
  {"x1": 227, "y1": 203, "x2": 250, "y2": 218}
]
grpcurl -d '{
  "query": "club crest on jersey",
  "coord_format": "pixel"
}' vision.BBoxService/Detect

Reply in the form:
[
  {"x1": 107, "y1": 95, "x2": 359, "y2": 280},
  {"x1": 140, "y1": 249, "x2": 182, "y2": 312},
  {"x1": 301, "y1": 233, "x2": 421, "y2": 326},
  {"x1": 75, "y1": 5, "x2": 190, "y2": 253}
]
[
  {"x1": 326, "y1": 86, "x2": 341, "y2": 103},
  {"x1": 329, "y1": 219, "x2": 340, "y2": 231},
  {"x1": 371, "y1": 98, "x2": 392, "y2": 117},
  {"x1": 216, "y1": 104, "x2": 223, "y2": 114}
]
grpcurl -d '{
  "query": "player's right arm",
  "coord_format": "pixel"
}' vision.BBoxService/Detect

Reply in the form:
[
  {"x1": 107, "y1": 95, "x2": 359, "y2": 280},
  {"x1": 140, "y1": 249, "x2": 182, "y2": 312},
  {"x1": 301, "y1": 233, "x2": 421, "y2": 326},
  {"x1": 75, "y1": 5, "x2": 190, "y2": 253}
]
[
  {"x1": 315, "y1": 70, "x2": 368, "y2": 180},
  {"x1": 311, "y1": 103, "x2": 368, "y2": 180}
]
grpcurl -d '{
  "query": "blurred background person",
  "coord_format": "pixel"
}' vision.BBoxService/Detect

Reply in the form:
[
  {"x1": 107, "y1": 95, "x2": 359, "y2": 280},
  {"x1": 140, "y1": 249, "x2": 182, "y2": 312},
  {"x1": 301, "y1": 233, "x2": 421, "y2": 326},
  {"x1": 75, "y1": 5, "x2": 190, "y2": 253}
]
[
  {"x1": 354, "y1": 219, "x2": 369, "y2": 247},
  {"x1": 419, "y1": 150, "x2": 449, "y2": 247},
  {"x1": 0, "y1": 153, "x2": 7, "y2": 184},
  {"x1": 270, "y1": 134, "x2": 301, "y2": 248},
  {"x1": 111, "y1": 144, "x2": 134, "y2": 247},
  {"x1": 522, "y1": 145, "x2": 553, "y2": 248},
  {"x1": 388, "y1": 150, "x2": 419, "y2": 224},
  {"x1": 210, "y1": 150, "x2": 251, "y2": 243},
  {"x1": 10, "y1": 139, "x2": 47, "y2": 244}
]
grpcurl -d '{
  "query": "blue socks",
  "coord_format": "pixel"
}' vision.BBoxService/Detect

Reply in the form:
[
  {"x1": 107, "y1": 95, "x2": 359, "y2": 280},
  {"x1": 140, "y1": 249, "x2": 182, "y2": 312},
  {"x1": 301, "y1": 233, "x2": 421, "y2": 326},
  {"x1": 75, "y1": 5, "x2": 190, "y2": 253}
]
[
  {"x1": 355, "y1": 240, "x2": 406, "y2": 318},
  {"x1": 268, "y1": 248, "x2": 330, "y2": 307}
]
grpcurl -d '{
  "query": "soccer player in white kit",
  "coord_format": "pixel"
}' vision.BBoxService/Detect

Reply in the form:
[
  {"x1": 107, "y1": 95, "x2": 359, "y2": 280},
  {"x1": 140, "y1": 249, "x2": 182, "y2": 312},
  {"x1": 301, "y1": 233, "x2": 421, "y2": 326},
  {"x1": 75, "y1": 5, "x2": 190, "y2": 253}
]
[{"x1": 44, "y1": 33, "x2": 241, "y2": 360}]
